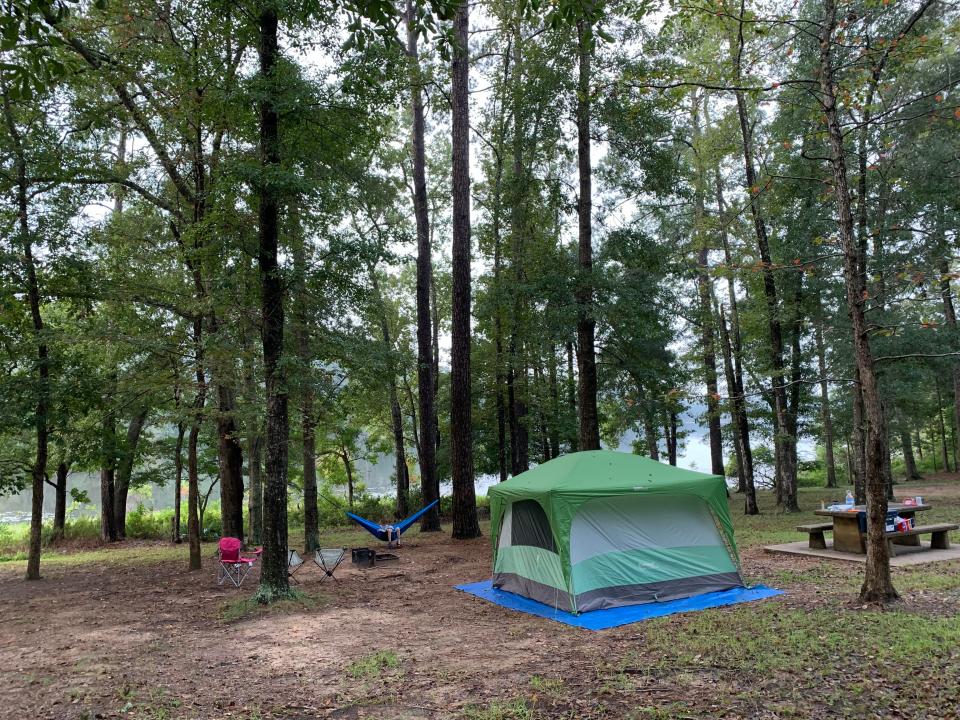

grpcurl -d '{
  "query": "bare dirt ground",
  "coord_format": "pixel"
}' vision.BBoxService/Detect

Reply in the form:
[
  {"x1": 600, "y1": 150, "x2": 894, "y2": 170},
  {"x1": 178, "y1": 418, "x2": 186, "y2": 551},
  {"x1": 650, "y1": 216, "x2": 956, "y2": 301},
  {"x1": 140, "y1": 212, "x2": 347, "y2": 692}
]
[{"x1": 2, "y1": 487, "x2": 960, "y2": 720}]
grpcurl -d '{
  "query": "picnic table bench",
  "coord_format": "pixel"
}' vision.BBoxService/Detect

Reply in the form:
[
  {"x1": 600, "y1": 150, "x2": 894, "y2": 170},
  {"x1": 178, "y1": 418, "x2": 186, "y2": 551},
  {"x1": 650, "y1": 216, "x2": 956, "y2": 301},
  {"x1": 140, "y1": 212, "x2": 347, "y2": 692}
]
[
  {"x1": 881, "y1": 524, "x2": 957, "y2": 556},
  {"x1": 797, "y1": 522, "x2": 833, "y2": 549}
]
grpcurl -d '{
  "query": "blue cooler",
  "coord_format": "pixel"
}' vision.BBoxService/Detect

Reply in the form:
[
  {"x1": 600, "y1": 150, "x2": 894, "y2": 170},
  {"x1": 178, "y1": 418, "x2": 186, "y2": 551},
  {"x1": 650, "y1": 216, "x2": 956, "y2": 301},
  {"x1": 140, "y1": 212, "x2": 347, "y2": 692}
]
[{"x1": 857, "y1": 510, "x2": 898, "y2": 533}]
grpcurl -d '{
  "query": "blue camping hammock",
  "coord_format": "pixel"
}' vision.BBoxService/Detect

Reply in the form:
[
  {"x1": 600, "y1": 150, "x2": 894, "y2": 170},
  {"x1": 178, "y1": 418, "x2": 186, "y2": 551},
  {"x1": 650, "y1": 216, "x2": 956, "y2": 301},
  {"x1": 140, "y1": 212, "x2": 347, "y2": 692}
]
[{"x1": 346, "y1": 499, "x2": 440, "y2": 542}]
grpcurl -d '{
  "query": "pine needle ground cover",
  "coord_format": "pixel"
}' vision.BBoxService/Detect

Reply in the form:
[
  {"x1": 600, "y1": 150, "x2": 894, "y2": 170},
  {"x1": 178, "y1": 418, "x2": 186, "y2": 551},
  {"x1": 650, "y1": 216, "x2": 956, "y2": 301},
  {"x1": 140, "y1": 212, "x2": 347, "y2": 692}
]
[{"x1": 1, "y1": 480, "x2": 959, "y2": 719}]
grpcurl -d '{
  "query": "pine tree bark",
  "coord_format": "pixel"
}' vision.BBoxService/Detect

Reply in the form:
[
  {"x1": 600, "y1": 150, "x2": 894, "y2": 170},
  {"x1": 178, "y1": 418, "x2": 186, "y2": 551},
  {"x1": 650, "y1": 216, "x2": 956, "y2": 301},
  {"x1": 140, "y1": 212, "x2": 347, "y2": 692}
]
[
  {"x1": 215, "y1": 384, "x2": 245, "y2": 541},
  {"x1": 818, "y1": 0, "x2": 896, "y2": 602},
  {"x1": 406, "y1": 0, "x2": 439, "y2": 530},
  {"x1": 507, "y1": 26, "x2": 530, "y2": 475},
  {"x1": 241, "y1": 310, "x2": 263, "y2": 546},
  {"x1": 851, "y1": 375, "x2": 866, "y2": 501},
  {"x1": 490, "y1": 88, "x2": 508, "y2": 483},
  {"x1": 257, "y1": 3, "x2": 290, "y2": 597},
  {"x1": 566, "y1": 342, "x2": 578, "y2": 452},
  {"x1": 548, "y1": 349, "x2": 561, "y2": 459},
  {"x1": 450, "y1": 0, "x2": 480, "y2": 539},
  {"x1": 575, "y1": 21, "x2": 600, "y2": 451},
  {"x1": 935, "y1": 377, "x2": 951, "y2": 473},
  {"x1": 815, "y1": 311, "x2": 838, "y2": 488}
]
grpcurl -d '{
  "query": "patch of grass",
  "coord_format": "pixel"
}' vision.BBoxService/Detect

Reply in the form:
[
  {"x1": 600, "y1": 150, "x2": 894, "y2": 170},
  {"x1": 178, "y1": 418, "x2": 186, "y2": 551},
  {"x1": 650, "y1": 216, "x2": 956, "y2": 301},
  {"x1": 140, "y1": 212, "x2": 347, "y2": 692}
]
[
  {"x1": 607, "y1": 602, "x2": 960, "y2": 716},
  {"x1": 0, "y1": 543, "x2": 199, "y2": 567},
  {"x1": 627, "y1": 703, "x2": 692, "y2": 720},
  {"x1": 896, "y1": 562, "x2": 960, "y2": 592},
  {"x1": 219, "y1": 589, "x2": 325, "y2": 623},
  {"x1": 346, "y1": 650, "x2": 401, "y2": 679},
  {"x1": 528, "y1": 675, "x2": 564, "y2": 698},
  {"x1": 460, "y1": 699, "x2": 531, "y2": 720}
]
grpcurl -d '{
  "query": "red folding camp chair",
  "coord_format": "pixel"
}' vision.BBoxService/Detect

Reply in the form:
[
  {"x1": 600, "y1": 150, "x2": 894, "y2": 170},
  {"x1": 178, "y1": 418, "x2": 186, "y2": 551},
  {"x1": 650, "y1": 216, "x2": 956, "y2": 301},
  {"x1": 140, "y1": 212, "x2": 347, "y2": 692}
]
[{"x1": 216, "y1": 537, "x2": 260, "y2": 588}]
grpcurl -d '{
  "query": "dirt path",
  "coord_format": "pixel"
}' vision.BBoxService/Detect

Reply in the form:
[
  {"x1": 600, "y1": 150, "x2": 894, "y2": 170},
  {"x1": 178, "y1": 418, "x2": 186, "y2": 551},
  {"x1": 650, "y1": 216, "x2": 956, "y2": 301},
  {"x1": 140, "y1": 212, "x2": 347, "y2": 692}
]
[{"x1": 1, "y1": 527, "x2": 957, "y2": 720}]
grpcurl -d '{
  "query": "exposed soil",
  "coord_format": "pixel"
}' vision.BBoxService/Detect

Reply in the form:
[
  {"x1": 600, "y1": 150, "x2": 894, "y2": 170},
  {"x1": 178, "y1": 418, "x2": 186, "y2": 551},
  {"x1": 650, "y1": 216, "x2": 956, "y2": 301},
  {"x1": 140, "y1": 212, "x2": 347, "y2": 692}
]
[{"x1": 0, "y1": 525, "x2": 957, "y2": 720}]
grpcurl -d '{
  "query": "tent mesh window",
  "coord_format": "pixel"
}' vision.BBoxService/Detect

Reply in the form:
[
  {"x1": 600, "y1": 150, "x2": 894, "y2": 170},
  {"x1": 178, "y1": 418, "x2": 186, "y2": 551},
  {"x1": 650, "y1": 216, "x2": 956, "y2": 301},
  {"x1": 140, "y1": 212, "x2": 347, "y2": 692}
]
[{"x1": 510, "y1": 499, "x2": 556, "y2": 553}]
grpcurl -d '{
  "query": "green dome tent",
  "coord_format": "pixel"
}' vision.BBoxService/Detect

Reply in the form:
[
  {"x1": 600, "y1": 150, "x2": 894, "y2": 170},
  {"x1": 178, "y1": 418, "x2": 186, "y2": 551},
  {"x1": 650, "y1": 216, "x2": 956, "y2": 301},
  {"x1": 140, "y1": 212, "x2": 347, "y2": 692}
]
[{"x1": 489, "y1": 450, "x2": 743, "y2": 613}]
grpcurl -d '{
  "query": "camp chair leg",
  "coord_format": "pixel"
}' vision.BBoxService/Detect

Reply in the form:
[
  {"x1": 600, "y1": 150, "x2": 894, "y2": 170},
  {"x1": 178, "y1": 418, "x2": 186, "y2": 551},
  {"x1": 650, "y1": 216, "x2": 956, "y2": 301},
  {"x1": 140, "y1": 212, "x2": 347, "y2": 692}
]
[
  {"x1": 314, "y1": 549, "x2": 345, "y2": 582},
  {"x1": 218, "y1": 561, "x2": 252, "y2": 588}
]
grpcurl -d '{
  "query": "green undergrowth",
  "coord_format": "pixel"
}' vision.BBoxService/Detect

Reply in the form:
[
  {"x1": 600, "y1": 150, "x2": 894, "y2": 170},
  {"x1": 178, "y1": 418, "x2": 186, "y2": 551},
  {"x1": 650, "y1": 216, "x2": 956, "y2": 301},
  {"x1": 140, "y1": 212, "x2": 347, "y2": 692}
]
[
  {"x1": 220, "y1": 588, "x2": 325, "y2": 623},
  {"x1": 460, "y1": 699, "x2": 532, "y2": 720},
  {"x1": 346, "y1": 650, "x2": 401, "y2": 679}
]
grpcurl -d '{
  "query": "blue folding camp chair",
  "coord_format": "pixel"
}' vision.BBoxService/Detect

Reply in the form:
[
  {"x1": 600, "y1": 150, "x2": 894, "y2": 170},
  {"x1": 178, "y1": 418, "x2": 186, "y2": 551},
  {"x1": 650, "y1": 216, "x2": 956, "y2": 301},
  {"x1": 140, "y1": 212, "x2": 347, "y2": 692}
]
[{"x1": 346, "y1": 499, "x2": 440, "y2": 547}]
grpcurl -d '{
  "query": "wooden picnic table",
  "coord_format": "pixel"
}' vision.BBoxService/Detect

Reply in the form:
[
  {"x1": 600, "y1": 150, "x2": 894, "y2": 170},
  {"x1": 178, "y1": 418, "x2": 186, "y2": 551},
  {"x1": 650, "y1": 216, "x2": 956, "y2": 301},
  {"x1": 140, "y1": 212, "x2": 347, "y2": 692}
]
[{"x1": 813, "y1": 503, "x2": 931, "y2": 554}]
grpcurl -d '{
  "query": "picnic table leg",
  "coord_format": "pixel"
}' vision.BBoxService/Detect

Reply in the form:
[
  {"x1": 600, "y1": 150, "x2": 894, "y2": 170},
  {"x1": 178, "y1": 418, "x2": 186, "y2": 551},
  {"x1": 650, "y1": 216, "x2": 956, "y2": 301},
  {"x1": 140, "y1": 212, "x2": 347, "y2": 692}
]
[
  {"x1": 832, "y1": 516, "x2": 866, "y2": 554},
  {"x1": 931, "y1": 530, "x2": 951, "y2": 550}
]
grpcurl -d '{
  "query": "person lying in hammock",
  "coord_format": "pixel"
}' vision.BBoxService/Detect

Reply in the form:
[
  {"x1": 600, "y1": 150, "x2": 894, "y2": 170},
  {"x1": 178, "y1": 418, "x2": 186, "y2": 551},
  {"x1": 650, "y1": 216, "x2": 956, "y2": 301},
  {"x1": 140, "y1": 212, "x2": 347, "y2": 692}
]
[{"x1": 346, "y1": 499, "x2": 439, "y2": 547}]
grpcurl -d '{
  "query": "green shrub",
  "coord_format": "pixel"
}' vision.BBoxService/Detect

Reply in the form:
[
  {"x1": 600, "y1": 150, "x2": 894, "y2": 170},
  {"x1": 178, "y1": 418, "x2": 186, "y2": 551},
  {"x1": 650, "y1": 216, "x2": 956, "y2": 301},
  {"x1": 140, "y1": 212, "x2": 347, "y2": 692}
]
[{"x1": 126, "y1": 504, "x2": 173, "y2": 539}]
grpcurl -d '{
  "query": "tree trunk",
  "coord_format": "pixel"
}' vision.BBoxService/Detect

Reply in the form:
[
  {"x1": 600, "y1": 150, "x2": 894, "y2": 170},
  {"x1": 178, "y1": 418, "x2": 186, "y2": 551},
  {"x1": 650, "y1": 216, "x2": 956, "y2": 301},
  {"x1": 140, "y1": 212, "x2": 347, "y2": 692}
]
[
  {"x1": 548, "y1": 349, "x2": 561, "y2": 460},
  {"x1": 490, "y1": 106, "x2": 508, "y2": 483},
  {"x1": 534, "y1": 363, "x2": 551, "y2": 462},
  {"x1": 818, "y1": 0, "x2": 896, "y2": 602},
  {"x1": 691, "y1": 92, "x2": 724, "y2": 476},
  {"x1": 343, "y1": 450, "x2": 354, "y2": 508},
  {"x1": 637, "y1": 384, "x2": 659, "y2": 461},
  {"x1": 6, "y1": 86, "x2": 50, "y2": 580},
  {"x1": 114, "y1": 407, "x2": 149, "y2": 539},
  {"x1": 783, "y1": 276, "x2": 803, "y2": 510},
  {"x1": 851, "y1": 375, "x2": 867, "y2": 502},
  {"x1": 371, "y1": 269, "x2": 411, "y2": 517},
  {"x1": 566, "y1": 342, "x2": 578, "y2": 452},
  {"x1": 187, "y1": 317, "x2": 205, "y2": 570},
  {"x1": 729, "y1": 28, "x2": 796, "y2": 511},
  {"x1": 216, "y1": 384, "x2": 245, "y2": 541},
  {"x1": 900, "y1": 429, "x2": 919, "y2": 481},
  {"x1": 242, "y1": 312, "x2": 263, "y2": 546},
  {"x1": 293, "y1": 233, "x2": 319, "y2": 553},
  {"x1": 715, "y1": 172, "x2": 754, "y2": 487},
  {"x1": 173, "y1": 421, "x2": 184, "y2": 543},
  {"x1": 936, "y1": 376, "x2": 951, "y2": 473},
  {"x1": 431, "y1": 269, "x2": 441, "y2": 455},
  {"x1": 257, "y1": 3, "x2": 290, "y2": 598},
  {"x1": 719, "y1": 304, "x2": 758, "y2": 514},
  {"x1": 450, "y1": 0, "x2": 480, "y2": 539},
  {"x1": 575, "y1": 21, "x2": 600, "y2": 451},
  {"x1": 938, "y1": 207, "x2": 960, "y2": 465},
  {"x1": 814, "y1": 311, "x2": 838, "y2": 488},
  {"x1": 247, "y1": 432, "x2": 263, "y2": 543},
  {"x1": 52, "y1": 461, "x2": 68, "y2": 542},
  {"x1": 666, "y1": 412, "x2": 678, "y2": 466},
  {"x1": 507, "y1": 27, "x2": 530, "y2": 476},
  {"x1": 100, "y1": 382, "x2": 118, "y2": 543},
  {"x1": 406, "y1": 0, "x2": 439, "y2": 531}
]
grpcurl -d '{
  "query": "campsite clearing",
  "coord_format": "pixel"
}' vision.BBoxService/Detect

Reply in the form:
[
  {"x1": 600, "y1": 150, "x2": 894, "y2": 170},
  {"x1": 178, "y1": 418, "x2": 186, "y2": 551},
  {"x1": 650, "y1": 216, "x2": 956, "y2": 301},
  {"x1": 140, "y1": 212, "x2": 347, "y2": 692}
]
[{"x1": 2, "y1": 480, "x2": 960, "y2": 719}]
